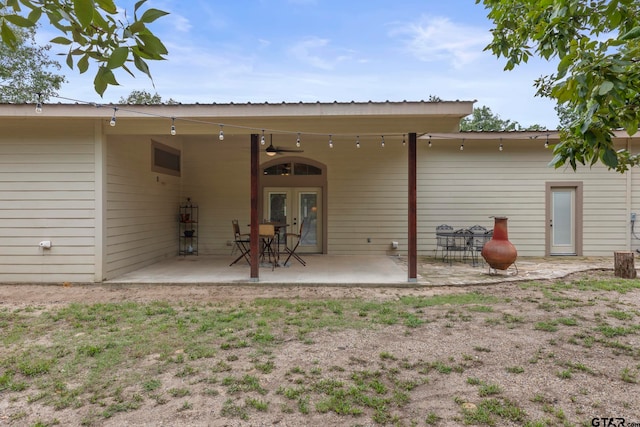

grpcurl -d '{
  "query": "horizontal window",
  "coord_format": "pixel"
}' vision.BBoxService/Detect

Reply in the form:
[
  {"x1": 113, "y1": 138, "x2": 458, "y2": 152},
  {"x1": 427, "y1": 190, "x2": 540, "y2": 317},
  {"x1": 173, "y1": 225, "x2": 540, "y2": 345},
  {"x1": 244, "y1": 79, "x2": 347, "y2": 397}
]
[{"x1": 151, "y1": 140, "x2": 181, "y2": 176}]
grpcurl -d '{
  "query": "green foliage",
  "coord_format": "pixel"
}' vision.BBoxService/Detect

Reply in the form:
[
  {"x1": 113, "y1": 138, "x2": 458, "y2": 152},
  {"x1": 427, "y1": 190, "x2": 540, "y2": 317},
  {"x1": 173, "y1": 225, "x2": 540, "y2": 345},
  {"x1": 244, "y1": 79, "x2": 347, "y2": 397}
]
[
  {"x1": 0, "y1": 26, "x2": 66, "y2": 102},
  {"x1": 478, "y1": 0, "x2": 640, "y2": 172},
  {"x1": 118, "y1": 89, "x2": 178, "y2": 104},
  {"x1": 0, "y1": 0, "x2": 169, "y2": 96},
  {"x1": 460, "y1": 105, "x2": 524, "y2": 131}
]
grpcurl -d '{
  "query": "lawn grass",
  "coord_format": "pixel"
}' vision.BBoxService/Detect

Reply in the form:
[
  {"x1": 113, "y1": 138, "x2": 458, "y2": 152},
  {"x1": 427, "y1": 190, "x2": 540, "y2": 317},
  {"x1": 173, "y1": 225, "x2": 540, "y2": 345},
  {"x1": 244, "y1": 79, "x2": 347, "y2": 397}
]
[{"x1": 1, "y1": 277, "x2": 639, "y2": 425}]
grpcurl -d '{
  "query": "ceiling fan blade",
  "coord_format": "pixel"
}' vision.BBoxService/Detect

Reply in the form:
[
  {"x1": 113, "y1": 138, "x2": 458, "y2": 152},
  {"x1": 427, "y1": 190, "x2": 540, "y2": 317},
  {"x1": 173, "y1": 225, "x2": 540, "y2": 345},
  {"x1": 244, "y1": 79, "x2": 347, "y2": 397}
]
[
  {"x1": 264, "y1": 135, "x2": 304, "y2": 154},
  {"x1": 274, "y1": 147, "x2": 304, "y2": 153}
]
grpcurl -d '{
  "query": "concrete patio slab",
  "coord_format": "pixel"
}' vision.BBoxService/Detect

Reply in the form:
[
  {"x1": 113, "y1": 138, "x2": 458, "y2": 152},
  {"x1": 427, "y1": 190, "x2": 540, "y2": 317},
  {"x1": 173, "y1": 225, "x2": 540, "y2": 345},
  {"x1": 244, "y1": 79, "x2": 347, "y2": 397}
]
[{"x1": 105, "y1": 255, "x2": 615, "y2": 286}]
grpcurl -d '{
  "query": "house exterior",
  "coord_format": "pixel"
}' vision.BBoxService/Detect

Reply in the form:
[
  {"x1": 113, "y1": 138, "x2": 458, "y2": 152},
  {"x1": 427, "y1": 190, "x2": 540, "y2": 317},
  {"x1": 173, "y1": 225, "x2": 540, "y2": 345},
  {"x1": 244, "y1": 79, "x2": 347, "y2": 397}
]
[{"x1": 0, "y1": 101, "x2": 638, "y2": 283}]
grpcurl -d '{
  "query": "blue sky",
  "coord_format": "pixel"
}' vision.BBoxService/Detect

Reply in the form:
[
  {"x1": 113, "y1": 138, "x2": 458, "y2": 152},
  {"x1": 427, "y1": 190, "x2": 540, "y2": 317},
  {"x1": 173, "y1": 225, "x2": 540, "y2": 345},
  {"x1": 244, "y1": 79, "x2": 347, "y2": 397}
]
[{"x1": 42, "y1": 0, "x2": 560, "y2": 129}]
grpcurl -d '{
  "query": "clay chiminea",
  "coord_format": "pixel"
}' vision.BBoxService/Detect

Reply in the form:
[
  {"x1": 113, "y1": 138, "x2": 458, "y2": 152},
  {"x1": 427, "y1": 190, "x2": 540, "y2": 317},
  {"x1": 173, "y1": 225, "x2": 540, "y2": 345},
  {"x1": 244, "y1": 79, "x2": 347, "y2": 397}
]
[{"x1": 481, "y1": 216, "x2": 517, "y2": 270}]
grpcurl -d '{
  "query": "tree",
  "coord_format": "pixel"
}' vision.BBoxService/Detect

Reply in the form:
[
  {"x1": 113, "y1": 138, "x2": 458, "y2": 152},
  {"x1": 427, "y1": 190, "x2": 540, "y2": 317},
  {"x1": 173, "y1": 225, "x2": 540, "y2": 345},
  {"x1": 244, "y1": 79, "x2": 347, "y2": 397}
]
[
  {"x1": 118, "y1": 89, "x2": 178, "y2": 104},
  {"x1": 460, "y1": 105, "x2": 521, "y2": 131},
  {"x1": 0, "y1": 26, "x2": 66, "y2": 103},
  {"x1": 477, "y1": 0, "x2": 640, "y2": 172},
  {"x1": 0, "y1": 0, "x2": 169, "y2": 96}
]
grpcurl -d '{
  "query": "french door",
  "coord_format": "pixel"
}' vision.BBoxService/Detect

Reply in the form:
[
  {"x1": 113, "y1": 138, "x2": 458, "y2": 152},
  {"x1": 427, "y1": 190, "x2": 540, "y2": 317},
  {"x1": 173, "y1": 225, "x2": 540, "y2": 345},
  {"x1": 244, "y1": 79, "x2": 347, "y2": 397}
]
[{"x1": 264, "y1": 187, "x2": 322, "y2": 253}]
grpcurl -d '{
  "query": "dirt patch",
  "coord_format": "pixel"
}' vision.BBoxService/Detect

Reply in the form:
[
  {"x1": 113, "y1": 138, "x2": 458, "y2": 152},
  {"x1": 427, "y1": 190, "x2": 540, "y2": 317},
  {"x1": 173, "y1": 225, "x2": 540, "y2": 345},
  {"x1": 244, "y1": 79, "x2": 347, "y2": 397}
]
[{"x1": 1, "y1": 270, "x2": 639, "y2": 426}]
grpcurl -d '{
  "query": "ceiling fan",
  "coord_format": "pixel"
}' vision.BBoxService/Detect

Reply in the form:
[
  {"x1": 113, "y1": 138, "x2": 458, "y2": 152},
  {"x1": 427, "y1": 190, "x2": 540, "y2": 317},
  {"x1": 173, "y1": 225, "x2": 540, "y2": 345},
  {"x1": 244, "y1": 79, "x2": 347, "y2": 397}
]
[{"x1": 265, "y1": 134, "x2": 304, "y2": 156}]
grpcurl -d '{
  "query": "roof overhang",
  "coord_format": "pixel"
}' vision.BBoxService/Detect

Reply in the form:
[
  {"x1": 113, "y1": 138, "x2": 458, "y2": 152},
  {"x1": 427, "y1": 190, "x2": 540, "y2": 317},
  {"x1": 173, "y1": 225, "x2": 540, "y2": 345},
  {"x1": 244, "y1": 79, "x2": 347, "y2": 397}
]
[{"x1": 0, "y1": 100, "x2": 475, "y2": 136}]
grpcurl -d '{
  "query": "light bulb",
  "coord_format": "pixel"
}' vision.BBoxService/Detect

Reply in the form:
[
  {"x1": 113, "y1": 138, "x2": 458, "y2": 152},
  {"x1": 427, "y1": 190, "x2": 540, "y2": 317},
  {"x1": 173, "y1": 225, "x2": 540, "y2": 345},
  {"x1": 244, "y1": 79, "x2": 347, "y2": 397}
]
[
  {"x1": 296, "y1": 133, "x2": 301, "y2": 147},
  {"x1": 544, "y1": 142, "x2": 549, "y2": 148},
  {"x1": 170, "y1": 118, "x2": 176, "y2": 136},
  {"x1": 110, "y1": 108, "x2": 117, "y2": 127},
  {"x1": 260, "y1": 130, "x2": 265, "y2": 145},
  {"x1": 219, "y1": 125, "x2": 224, "y2": 141},
  {"x1": 381, "y1": 136, "x2": 385, "y2": 148},
  {"x1": 460, "y1": 144, "x2": 464, "y2": 151},
  {"x1": 35, "y1": 93, "x2": 42, "y2": 113},
  {"x1": 499, "y1": 144, "x2": 503, "y2": 151},
  {"x1": 428, "y1": 140, "x2": 432, "y2": 148},
  {"x1": 329, "y1": 135, "x2": 333, "y2": 148},
  {"x1": 402, "y1": 135, "x2": 406, "y2": 147},
  {"x1": 356, "y1": 136, "x2": 360, "y2": 148}
]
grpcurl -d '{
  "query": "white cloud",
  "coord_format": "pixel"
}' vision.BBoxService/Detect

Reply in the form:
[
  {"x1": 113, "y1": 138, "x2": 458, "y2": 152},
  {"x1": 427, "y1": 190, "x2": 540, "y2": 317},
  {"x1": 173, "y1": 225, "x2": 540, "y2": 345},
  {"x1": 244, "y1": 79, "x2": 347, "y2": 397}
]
[
  {"x1": 390, "y1": 15, "x2": 492, "y2": 68},
  {"x1": 289, "y1": 37, "x2": 343, "y2": 70},
  {"x1": 171, "y1": 14, "x2": 192, "y2": 33}
]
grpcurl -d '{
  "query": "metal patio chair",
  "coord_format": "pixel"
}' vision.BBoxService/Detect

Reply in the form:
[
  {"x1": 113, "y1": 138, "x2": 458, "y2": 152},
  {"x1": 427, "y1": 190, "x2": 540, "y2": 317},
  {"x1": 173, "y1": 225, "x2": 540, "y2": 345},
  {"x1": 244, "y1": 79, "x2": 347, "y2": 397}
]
[
  {"x1": 467, "y1": 224, "x2": 488, "y2": 266},
  {"x1": 229, "y1": 219, "x2": 251, "y2": 266},
  {"x1": 435, "y1": 224, "x2": 453, "y2": 261},
  {"x1": 283, "y1": 218, "x2": 307, "y2": 266}
]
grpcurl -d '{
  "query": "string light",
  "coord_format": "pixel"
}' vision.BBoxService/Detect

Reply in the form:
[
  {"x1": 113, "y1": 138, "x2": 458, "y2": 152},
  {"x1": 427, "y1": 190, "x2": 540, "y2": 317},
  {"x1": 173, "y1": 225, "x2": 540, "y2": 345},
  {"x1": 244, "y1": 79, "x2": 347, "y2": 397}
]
[
  {"x1": 35, "y1": 92, "x2": 43, "y2": 114},
  {"x1": 22, "y1": 89, "x2": 557, "y2": 154},
  {"x1": 402, "y1": 134, "x2": 406, "y2": 147}
]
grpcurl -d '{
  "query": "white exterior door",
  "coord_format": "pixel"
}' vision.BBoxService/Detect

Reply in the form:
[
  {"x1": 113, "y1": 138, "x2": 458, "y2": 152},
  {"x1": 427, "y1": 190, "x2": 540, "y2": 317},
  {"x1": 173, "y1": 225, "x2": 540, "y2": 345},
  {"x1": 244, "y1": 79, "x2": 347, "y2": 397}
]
[
  {"x1": 550, "y1": 188, "x2": 576, "y2": 255},
  {"x1": 264, "y1": 187, "x2": 322, "y2": 253}
]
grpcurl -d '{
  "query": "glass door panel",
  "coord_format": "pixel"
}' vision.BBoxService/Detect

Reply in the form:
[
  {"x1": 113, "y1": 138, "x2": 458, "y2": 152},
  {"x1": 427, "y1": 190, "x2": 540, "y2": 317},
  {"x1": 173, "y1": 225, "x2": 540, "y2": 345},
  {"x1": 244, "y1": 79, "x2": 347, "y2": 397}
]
[
  {"x1": 551, "y1": 188, "x2": 575, "y2": 254},
  {"x1": 297, "y1": 191, "x2": 320, "y2": 251}
]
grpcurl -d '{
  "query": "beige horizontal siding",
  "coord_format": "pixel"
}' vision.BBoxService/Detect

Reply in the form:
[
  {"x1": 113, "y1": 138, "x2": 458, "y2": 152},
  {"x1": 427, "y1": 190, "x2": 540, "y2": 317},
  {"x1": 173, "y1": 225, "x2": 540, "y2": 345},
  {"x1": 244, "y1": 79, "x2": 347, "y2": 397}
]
[
  {"x1": 419, "y1": 140, "x2": 629, "y2": 256},
  {"x1": 104, "y1": 135, "x2": 181, "y2": 279},
  {"x1": 0, "y1": 120, "x2": 97, "y2": 282}
]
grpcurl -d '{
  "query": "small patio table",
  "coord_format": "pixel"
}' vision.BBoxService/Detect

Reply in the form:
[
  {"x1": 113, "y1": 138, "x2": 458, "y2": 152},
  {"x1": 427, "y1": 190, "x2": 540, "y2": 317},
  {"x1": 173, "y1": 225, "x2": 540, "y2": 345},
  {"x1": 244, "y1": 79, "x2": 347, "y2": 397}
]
[{"x1": 436, "y1": 228, "x2": 492, "y2": 266}]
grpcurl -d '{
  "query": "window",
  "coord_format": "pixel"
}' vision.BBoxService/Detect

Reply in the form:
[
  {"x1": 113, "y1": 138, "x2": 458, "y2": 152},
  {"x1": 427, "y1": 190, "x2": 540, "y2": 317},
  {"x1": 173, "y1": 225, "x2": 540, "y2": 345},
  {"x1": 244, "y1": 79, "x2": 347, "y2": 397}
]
[
  {"x1": 264, "y1": 163, "x2": 291, "y2": 176},
  {"x1": 151, "y1": 140, "x2": 181, "y2": 176},
  {"x1": 294, "y1": 163, "x2": 322, "y2": 175},
  {"x1": 264, "y1": 162, "x2": 321, "y2": 176}
]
